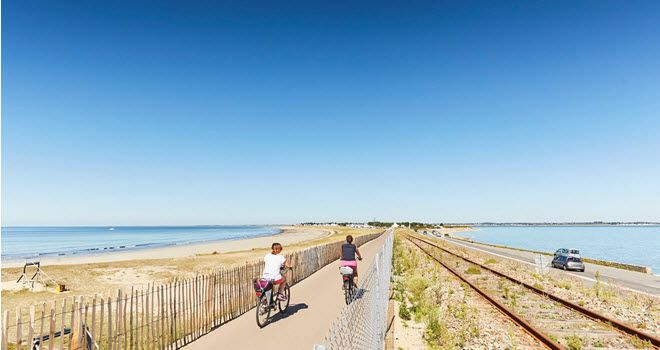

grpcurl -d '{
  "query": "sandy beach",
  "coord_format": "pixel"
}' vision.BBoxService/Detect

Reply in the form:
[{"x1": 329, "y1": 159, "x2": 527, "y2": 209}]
[{"x1": 1, "y1": 225, "x2": 379, "y2": 311}]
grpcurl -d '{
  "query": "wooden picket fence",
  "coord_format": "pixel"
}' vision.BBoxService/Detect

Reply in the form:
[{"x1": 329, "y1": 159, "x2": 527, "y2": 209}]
[{"x1": 1, "y1": 231, "x2": 383, "y2": 350}]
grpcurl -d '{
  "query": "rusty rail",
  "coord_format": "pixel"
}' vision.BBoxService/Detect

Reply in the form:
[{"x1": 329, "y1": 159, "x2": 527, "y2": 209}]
[
  {"x1": 403, "y1": 235, "x2": 564, "y2": 350},
  {"x1": 407, "y1": 233, "x2": 660, "y2": 348}
]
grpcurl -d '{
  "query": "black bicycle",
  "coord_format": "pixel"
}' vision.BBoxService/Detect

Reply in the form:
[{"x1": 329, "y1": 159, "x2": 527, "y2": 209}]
[
  {"x1": 254, "y1": 267, "x2": 291, "y2": 328},
  {"x1": 340, "y1": 266, "x2": 356, "y2": 305}
]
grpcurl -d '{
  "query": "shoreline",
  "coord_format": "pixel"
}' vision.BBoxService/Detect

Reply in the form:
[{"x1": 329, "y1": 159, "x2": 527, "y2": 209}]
[
  {"x1": 1, "y1": 226, "x2": 332, "y2": 268},
  {"x1": 1, "y1": 228, "x2": 281, "y2": 264}
]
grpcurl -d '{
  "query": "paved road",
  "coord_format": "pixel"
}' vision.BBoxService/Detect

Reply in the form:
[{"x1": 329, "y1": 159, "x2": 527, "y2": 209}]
[
  {"x1": 183, "y1": 233, "x2": 389, "y2": 350},
  {"x1": 426, "y1": 234, "x2": 660, "y2": 296}
]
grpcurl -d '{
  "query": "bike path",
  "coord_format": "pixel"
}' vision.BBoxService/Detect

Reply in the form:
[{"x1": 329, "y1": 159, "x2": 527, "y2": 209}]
[{"x1": 183, "y1": 232, "x2": 390, "y2": 350}]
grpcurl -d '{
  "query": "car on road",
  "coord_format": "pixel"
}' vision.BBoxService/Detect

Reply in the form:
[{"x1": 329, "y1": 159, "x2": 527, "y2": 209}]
[
  {"x1": 552, "y1": 255, "x2": 585, "y2": 272},
  {"x1": 554, "y1": 248, "x2": 581, "y2": 258}
]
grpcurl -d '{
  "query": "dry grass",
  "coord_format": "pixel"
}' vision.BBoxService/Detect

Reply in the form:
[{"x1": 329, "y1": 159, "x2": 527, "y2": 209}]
[{"x1": 392, "y1": 230, "x2": 537, "y2": 350}]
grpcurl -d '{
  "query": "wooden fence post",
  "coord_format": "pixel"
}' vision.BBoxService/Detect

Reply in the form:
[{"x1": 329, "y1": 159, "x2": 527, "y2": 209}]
[
  {"x1": 78, "y1": 297, "x2": 85, "y2": 350},
  {"x1": 122, "y1": 293, "x2": 128, "y2": 350},
  {"x1": 98, "y1": 297, "x2": 104, "y2": 350},
  {"x1": 107, "y1": 297, "x2": 113, "y2": 350},
  {"x1": 28, "y1": 306, "x2": 35, "y2": 350},
  {"x1": 115, "y1": 290, "x2": 122, "y2": 350},
  {"x1": 173, "y1": 282, "x2": 179, "y2": 347},
  {"x1": 1, "y1": 310, "x2": 8, "y2": 350},
  {"x1": 71, "y1": 299, "x2": 81, "y2": 350},
  {"x1": 142, "y1": 289, "x2": 147, "y2": 349},
  {"x1": 49, "y1": 301, "x2": 55, "y2": 350},
  {"x1": 129, "y1": 287, "x2": 134, "y2": 350},
  {"x1": 145, "y1": 287, "x2": 150, "y2": 350},
  {"x1": 15, "y1": 307, "x2": 22, "y2": 349},
  {"x1": 187, "y1": 278, "x2": 193, "y2": 340},
  {"x1": 181, "y1": 281, "x2": 187, "y2": 345},
  {"x1": 68, "y1": 298, "x2": 75, "y2": 350},
  {"x1": 158, "y1": 285, "x2": 164, "y2": 350},
  {"x1": 168, "y1": 282, "x2": 173, "y2": 349},
  {"x1": 91, "y1": 295, "x2": 97, "y2": 349},
  {"x1": 150, "y1": 284, "x2": 156, "y2": 350},
  {"x1": 60, "y1": 299, "x2": 66, "y2": 350}
]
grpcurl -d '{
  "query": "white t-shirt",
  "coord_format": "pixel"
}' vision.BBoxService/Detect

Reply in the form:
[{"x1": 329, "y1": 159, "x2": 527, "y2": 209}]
[{"x1": 262, "y1": 253, "x2": 286, "y2": 280}]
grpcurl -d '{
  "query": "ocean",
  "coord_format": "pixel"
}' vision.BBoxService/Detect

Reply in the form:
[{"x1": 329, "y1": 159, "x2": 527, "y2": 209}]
[
  {"x1": 458, "y1": 225, "x2": 660, "y2": 273},
  {"x1": 1, "y1": 226, "x2": 281, "y2": 262}
]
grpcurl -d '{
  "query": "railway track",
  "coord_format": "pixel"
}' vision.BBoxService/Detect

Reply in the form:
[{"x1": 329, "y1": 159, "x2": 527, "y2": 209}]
[{"x1": 402, "y1": 232, "x2": 660, "y2": 350}]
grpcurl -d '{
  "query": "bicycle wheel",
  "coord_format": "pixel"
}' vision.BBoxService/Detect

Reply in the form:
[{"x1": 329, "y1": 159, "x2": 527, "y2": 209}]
[
  {"x1": 344, "y1": 279, "x2": 353, "y2": 305},
  {"x1": 278, "y1": 283, "x2": 291, "y2": 313},
  {"x1": 256, "y1": 295, "x2": 271, "y2": 328}
]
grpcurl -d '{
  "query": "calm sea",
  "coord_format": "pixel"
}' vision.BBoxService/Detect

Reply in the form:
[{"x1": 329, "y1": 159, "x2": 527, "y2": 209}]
[
  {"x1": 459, "y1": 226, "x2": 660, "y2": 273},
  {"x1": 1, "y1": 226, "x2": 281, "y2": 261}
]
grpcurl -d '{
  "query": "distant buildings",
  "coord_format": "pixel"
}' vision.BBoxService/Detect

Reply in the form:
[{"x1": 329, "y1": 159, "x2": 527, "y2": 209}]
[{"x1": 298, "y1": 222, "x2": 375, "y2": 228}]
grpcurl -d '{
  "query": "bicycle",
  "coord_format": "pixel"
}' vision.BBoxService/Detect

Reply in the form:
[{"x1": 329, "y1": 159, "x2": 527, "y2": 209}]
[
  {"x1": 339, "y1": 266, "x2": 355, "y2": 305},
  {"x1": 254, "y1": 267, "x2": 291, "y2": 328}
]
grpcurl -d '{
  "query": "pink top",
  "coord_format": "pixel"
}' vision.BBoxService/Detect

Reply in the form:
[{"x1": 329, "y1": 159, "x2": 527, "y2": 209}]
[{"x1": 340, "y1": 260, "x2": 357, "y2": 267}]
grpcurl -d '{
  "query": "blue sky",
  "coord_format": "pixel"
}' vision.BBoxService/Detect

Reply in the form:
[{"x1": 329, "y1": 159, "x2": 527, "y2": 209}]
[{"x1": 2, "y1": 1, "x2": 660, "y2": 225}]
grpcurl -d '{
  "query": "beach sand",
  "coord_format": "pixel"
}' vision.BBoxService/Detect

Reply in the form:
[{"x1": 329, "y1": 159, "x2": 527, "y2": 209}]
[{"x1": 1, "y1": 225, "x2": 380, "y2": 311}]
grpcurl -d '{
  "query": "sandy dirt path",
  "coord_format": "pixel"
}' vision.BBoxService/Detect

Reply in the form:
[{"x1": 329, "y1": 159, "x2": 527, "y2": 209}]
[{"x1": 183, "y1": 232, "x2": 389, "y2": 350}]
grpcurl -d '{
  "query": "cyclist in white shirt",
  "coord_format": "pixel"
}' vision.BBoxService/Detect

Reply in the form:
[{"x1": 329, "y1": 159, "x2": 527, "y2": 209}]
[{"x1": 262, "y1": 242, "x2": 290, "y2": 301}]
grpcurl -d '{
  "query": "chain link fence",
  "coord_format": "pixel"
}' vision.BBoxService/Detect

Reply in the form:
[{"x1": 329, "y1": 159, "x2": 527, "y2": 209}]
[{"x1": 316, "y1": 229, "x2": 394, "y2": 350}]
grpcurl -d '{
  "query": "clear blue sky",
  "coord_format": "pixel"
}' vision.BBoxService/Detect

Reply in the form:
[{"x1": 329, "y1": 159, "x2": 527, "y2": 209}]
[{"x1": 2, "y1": 1, "x2": 659, "y2": 225}]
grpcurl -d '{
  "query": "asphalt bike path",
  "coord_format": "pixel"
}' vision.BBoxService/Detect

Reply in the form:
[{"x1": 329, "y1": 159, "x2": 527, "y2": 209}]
[{"x1": 183, "y1": 232, "x2": 390, "y2": 350}]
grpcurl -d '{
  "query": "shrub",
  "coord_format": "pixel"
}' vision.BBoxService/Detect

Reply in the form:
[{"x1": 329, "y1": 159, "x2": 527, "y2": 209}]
[
  {"x1": 399, "y1": 302, "x2": 411, "y2": 320},
  {"x1": 566, "y1": 334, "x2": 583, "y2": 350},
  {"x1": 465, "y1": 266, "x2": 481, "y2": 275},
  {"x1": 557, "y1": 280, "x2": 572, "y2": 290},
  {"x1": 407, "y1": 275, "x2": 430, "y2": 302},
  {"x1": 630, "y1": 336, "x2": 652, "y2": 349}
]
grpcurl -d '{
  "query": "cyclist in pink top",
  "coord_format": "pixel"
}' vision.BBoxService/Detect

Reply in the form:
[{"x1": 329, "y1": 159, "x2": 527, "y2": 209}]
[{"x1": 339, "y1": 235, "x2": 362, "y2": 285}]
